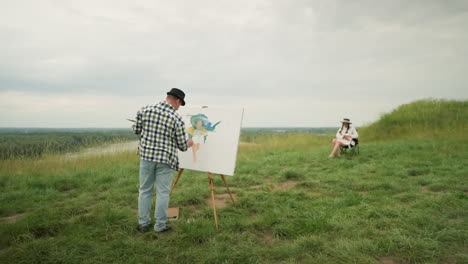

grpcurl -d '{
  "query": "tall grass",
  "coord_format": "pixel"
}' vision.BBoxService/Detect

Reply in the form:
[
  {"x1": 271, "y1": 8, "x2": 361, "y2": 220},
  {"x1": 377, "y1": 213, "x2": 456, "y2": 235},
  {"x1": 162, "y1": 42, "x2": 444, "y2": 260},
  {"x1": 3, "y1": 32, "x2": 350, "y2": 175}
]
[
  {"x1": 239, "y1": 133, "x2": 331, "y2": 152},
  {"x1": 360, "y1": 99, "x2": 467, "y2": 141}
]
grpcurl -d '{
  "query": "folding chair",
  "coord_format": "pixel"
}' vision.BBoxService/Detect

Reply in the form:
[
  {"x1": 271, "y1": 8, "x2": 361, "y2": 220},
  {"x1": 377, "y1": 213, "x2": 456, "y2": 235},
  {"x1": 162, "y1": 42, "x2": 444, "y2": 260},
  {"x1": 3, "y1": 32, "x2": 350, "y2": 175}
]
[{"x1": 340, "y1": 138, "x2": 359, "y2": 156}]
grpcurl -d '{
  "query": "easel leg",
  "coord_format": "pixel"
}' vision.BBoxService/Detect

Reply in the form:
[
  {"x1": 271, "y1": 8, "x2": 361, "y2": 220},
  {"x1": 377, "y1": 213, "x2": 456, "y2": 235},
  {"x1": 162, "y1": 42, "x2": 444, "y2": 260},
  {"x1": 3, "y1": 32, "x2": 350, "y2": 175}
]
[
  {"x1": 220, "y1": 175, "x2": 236, "y2": 204},
  {"x1": 208, "y1": 172, "x2": 219, "y2": 230},
  {"x1": 170, "y1": 168, "x2": 184, "y2": 193}
]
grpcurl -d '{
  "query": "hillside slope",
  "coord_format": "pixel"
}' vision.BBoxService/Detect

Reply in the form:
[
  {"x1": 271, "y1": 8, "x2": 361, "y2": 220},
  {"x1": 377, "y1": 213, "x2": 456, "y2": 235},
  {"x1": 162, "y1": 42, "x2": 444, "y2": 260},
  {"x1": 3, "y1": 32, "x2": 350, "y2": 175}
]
[{"x1": 360, "y1": 99, "x2": 467, "y2": 141}]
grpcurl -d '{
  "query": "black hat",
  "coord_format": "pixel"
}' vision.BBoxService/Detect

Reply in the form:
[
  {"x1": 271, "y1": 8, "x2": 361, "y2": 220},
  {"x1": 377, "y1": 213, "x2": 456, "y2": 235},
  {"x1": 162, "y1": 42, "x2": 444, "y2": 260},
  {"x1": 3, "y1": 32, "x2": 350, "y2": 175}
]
[{"x1": 167, "y1": 88, "x2": 186, "y2": 106}]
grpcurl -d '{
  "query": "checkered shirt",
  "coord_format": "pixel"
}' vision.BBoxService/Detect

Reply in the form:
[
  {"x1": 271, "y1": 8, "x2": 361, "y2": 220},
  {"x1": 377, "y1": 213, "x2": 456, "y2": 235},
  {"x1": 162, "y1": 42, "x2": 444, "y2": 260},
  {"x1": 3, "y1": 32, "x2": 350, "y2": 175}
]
[{"x1": 132, "y1": 101, "x2": 188, "y2": 170}]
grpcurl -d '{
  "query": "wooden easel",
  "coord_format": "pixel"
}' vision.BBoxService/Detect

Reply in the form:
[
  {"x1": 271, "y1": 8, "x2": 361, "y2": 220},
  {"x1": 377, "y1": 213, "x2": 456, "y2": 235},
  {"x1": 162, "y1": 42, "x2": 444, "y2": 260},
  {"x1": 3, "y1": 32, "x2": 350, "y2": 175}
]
[{"x1": 170, "y1": 168, "x2": 236, "y2": 229}]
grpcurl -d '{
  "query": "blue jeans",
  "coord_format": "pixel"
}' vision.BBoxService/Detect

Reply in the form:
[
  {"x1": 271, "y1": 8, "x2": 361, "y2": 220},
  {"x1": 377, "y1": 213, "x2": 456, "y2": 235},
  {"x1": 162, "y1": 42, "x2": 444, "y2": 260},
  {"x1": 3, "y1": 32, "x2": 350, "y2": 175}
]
[{"x1": 138, "y1": 159, "x2": 175, "y2": 231}]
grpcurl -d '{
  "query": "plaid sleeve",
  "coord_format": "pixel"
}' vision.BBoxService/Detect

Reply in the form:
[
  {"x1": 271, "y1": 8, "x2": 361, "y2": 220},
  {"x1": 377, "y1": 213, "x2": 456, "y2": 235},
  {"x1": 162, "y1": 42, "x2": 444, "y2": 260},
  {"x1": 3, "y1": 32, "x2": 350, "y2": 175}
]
[
  {"x1": 132, "y1": 107, "x2": 144, "y2": 135},
  {"x1": 174, "y1": 118, "x2": 188, "y2": 151}
]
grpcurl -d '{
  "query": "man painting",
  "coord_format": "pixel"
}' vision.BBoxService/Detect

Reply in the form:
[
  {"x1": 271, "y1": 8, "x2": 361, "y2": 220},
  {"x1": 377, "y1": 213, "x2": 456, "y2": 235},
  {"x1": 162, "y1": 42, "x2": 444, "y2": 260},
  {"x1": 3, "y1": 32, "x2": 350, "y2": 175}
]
[{"x1": 132, "y1": 88, "x2": 193, "y2": 233}]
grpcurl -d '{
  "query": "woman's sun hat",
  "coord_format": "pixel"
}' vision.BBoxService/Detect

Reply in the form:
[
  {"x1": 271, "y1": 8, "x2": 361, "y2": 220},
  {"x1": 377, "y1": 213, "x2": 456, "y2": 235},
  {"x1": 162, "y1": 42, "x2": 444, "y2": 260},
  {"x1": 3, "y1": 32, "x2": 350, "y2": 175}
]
[{"x1": 341, "y1": 118, "x2": 352, "y2": 124}]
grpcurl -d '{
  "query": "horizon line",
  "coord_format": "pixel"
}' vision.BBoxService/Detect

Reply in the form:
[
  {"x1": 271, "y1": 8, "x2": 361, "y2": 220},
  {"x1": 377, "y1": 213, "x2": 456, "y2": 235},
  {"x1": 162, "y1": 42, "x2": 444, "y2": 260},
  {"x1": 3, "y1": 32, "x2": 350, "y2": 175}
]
[{"x1": 0, "y1": 126, "x2": 340, "y2": 129}]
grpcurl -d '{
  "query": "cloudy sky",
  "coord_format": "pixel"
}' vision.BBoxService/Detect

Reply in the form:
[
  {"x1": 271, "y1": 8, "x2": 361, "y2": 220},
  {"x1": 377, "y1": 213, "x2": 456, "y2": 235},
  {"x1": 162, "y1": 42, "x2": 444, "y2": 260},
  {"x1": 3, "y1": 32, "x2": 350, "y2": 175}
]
[{"x1": 1, "y1": 0, "x2": 467, "y2": 128}]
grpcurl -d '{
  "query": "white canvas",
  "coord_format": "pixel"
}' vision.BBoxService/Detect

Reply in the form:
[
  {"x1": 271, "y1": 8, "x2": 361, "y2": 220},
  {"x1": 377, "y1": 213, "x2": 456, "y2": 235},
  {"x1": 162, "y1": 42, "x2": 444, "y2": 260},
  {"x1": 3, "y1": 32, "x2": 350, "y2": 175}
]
[{"x1": 177, "y1": 107, "x2": 243, "y2": 176}]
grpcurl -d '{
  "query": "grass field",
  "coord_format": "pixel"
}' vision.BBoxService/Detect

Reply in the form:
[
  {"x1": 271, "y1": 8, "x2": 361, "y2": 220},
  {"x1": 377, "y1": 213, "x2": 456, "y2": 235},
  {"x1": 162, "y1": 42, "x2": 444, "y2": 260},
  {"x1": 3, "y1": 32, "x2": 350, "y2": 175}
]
[
  {"x1": 0, "y1": 99, "x2": 467, "y2": 263},
  {"x1": 0, "y1": 128, "x2": 136, "y2": 159}
]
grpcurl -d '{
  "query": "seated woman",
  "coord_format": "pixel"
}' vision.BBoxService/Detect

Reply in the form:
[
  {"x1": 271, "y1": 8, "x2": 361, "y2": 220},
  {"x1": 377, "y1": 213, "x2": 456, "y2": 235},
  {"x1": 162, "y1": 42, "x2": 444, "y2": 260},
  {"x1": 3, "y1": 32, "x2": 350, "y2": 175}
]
[{"x1": 329, "y1": 118, "x2": 359, "y2": 158}]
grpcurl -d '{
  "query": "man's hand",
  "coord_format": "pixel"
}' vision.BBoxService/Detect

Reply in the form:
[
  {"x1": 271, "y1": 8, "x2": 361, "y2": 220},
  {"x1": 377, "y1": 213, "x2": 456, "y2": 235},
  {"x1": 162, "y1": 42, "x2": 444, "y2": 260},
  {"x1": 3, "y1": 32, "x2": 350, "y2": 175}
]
[{"x1": 187, "y1": 139, "x2": 194, "y2": 147}]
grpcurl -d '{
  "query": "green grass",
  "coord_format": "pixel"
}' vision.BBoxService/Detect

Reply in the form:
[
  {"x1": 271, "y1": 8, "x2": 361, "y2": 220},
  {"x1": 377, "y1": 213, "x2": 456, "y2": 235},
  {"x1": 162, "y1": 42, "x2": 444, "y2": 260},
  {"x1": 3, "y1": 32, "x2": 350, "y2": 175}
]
[
  {"x1": 0, "y1": 136, "x2": 466, "y2": 263},
  {"x1": 239, "y1": 133, "x2": 330, "y2": 152},
  {"x1": 0, "y1": 99, "x2": 467, "y2": 263},
  {"x1": 360, "y1": 99, "x2": 468, "y2": 141}
]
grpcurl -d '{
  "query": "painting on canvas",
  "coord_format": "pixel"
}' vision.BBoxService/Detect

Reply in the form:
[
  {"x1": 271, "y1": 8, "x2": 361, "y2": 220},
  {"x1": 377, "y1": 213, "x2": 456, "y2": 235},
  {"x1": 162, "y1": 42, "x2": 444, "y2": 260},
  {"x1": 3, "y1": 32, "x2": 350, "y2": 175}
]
[{"x1": 177, "y1": 107, "x2": 243, "y2": 176}]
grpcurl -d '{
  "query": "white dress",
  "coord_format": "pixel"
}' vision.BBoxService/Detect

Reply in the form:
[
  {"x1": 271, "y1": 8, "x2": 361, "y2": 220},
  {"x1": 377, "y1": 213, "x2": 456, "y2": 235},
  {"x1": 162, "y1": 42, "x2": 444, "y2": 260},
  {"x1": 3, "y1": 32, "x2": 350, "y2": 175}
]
[
  {"x1": 336, "y1": 126, "x2": 359, "y2": 146},
  {"x1": 192, "y1": 130, "x2": 204, "y2": 144}
]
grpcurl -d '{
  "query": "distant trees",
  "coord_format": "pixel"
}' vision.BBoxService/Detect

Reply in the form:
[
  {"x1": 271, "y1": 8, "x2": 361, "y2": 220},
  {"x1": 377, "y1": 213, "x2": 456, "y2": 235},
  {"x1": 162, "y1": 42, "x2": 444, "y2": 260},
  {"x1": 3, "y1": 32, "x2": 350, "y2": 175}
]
[{"x1": 0, "y1": 131, "x2": 136, "y2": 159}]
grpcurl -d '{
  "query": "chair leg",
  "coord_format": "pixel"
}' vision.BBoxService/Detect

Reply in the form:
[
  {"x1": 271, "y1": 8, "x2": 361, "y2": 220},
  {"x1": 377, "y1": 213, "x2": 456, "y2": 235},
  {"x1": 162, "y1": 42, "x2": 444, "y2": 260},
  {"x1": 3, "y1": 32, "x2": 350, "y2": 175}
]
[{"x1": 346, "y1": 145, "x2": 359, "y2": 156}]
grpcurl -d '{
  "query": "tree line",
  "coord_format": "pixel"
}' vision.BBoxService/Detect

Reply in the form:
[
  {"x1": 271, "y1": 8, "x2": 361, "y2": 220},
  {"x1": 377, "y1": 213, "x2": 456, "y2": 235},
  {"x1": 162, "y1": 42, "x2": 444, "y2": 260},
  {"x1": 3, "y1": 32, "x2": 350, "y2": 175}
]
[{"x1": 0, "y1": 131, "x2": 136, "y2": 159}]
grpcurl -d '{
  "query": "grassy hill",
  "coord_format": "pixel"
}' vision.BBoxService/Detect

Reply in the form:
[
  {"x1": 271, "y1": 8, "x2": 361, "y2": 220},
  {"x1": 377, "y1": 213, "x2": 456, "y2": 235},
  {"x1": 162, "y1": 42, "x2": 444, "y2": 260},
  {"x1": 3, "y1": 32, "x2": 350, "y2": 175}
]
[
  {"x1": 360, "y1": 99, "x2": 467, "y2": 141},
  {"x1": 0, "y1": 99, "x2": 467, "y2": 263}
]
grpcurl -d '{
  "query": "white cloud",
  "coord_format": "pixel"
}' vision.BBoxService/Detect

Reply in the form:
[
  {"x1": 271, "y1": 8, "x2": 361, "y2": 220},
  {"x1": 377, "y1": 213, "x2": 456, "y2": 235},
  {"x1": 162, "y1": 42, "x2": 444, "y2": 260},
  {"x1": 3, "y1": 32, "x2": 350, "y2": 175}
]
[{"x1": 0, "y1": 0, "x2": 467, "y2": 127}]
